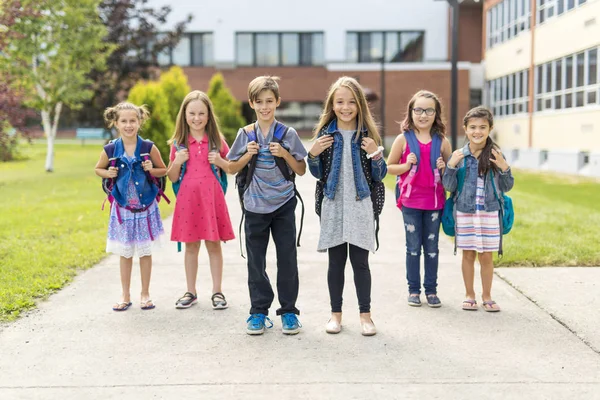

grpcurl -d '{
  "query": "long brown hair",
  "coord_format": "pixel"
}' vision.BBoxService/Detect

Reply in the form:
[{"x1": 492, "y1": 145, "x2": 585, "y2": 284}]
[
  {"x1": 400, "y1": 90, "x2": 446, "y2": 138},
  {"x1": 313, "y1": 76, "x2": 381, "y2": 144},
  {"x1": 463, "y1": 106, "x2": 498, "y2": 176},
  {"x1": 168, "y1": 90, "x2": 224, "y2": 151}
]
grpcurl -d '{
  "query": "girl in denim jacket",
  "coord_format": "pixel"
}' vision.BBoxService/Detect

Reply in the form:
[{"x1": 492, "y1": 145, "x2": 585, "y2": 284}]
[
  {"x1": 94, "y1": 102, "x2": 168, "y2": 312},
  {"x1": 308, "y1": 76, "x2": 387, "y2": 336},
  {"x1": 387, "y1": 90, "x2": 452, "y2": 308},
  {"x1": 443, "y1": 106, "x2": 514, "y2": 312}
]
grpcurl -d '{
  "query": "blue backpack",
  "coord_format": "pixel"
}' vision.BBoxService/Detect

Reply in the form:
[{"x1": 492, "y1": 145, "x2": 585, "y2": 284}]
[
  {"x1": 395, "y1": 130, "x2": 443, "y2": 209},
  {"x1": 234, "y1": 122, "x2": 304, "y2": 257},
  {"x1": 101, "y1": 138, "x2": 170, "y2": 223}
]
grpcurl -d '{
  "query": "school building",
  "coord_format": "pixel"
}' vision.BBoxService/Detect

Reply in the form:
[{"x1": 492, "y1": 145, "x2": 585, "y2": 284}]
[
  {"x1": 483, "y1": 0, "x2": 600, "y2": 176},
  {"x1": 147, "y1": 0, "x2": 485, "y2": 146}
]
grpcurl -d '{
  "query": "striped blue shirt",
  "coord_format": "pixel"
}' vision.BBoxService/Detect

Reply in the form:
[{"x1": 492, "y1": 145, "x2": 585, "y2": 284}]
[{"x1": 227, "y1": 120, "x2": 307, "y2": 214}]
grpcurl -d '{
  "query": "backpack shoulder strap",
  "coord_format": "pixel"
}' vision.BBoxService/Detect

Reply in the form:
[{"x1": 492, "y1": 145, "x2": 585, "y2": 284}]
[
  {"x1": 103, "y1": 140, "x2": 116, "y2": 159},
  {"x1": 243, "y1": 124, "x2": 257, "y2": 143},
  {"x1": 140, "y1": 139, "x2": 154, "y2": 155},
  {"x1": 273, "y1": 122, "x2": 290, "y2": 143},
  {"x1": 403, "y1": 131, "x2": 421, "y2": 170},
  {"x1": 430, "y1": 134, "x2": 443, "y2": 171}
]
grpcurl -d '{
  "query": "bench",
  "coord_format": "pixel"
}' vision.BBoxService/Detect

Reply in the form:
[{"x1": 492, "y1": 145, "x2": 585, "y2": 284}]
[{"x1": 75, "y1": 128, "x2": 111, "y2": 144}]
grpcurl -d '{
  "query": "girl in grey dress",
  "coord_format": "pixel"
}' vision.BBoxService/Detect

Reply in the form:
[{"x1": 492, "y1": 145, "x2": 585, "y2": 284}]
[{"x1": 307, "y1": 77, "x2": 387, "y2": 336}]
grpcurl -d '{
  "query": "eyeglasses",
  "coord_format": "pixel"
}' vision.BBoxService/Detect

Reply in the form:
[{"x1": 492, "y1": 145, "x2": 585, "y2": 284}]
[{"x1": 412, "y1": 107, "x2": 436, "y2": 116}]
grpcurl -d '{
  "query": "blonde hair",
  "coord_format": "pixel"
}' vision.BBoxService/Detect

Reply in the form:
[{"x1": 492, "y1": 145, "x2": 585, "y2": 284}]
[
  {"x1": 103, "y1": 102, "x2": 150, "y2": 130},
  {"x1": 248, "y1": 76, "x2": 280, "y2": 103},
  {"x1": 168, "y1": 90, "x2": 224, "y2": 151},
  {"x1": 313, "y1": 76, "x2": 381, "y2": 144}
]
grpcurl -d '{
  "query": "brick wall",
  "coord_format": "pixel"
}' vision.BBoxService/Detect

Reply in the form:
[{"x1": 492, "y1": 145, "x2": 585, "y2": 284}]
[{"x1": 183, "y1": 66, "x2": 471, "y2": 141}]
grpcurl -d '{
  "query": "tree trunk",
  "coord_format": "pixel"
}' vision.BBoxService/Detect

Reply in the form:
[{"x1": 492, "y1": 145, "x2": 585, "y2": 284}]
[{"x1": 43, "y1": 102, "x2": 63, "y2": 172}]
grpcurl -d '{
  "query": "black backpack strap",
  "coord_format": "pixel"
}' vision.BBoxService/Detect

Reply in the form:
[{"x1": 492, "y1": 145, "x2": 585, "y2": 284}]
[{"x1": 294, "y1": 187, "x2": 304, "y2": 247}]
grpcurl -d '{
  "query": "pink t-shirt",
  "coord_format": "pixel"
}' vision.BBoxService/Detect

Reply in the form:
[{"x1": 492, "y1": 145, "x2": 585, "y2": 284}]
[{"x1": 399, "y1": 140, "x2": 445, "y2": 210}]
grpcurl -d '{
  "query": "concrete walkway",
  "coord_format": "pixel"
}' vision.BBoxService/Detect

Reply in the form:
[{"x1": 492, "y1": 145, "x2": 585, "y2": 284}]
[{"x1": 1, "y1": 161, "x2": 599, "y2": 399}]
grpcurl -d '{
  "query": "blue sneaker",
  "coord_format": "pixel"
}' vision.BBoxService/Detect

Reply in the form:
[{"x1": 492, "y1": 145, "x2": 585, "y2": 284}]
[
  {"x1": 281, "y1": 313, "x2": 302, "y2": 335},
  {"x1": 246, "y1": 313, "x2": 273, "y2": 335}
]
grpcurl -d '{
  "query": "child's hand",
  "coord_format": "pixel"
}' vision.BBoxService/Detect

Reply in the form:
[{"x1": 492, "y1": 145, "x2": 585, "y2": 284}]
[
  {"x1": 269, "y1": 142, "x2": 289, "y2": 158},
  {"x1": 436, "y1": 156, "x2": 446, "y2": 170},
  {"x1": 491, "y1": 148, "x2": 509, "y2": 172},
  {"x1": 142, "y1": 159, "x2": 153, "y2": 171},
  {"x1": 107, "y1": 166, "x2": 118, "y2": 178},
  {"x1": 247, "y1": 141, "x2": 259, "y2": 155},
  {"x1": 208, "y1": 150, "x2": 222, "y2": 165},
  {"x1": 361, "y1": 137, "x2": 378, "y2": 154},
  {"x1": 447, "y1": 149, "x2": 465, "y2": 168},
  {"x1": 309, "y1": 134, "x2": 334, "y2": 157},
  {"x1": 406, "y1": 153, "x2": 417, "y2": 165},
  {"x1": 174, "y1": 149, "x2": 189, "y2": 165}
]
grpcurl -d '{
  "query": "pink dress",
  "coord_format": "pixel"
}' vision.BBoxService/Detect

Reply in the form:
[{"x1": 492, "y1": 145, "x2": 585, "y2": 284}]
[{"x1": 170, "y1": 135, "x2": 235, "y2": 243}]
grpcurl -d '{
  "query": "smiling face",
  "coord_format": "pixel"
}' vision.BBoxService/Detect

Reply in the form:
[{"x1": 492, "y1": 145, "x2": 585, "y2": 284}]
[
  {"x1": 411, "y1": 96, "x2": 436, "y2": 133},
  {"x1": 332, "y1": 87, "x2": 358, "y2": 130},
  {"x1": 185, "y1": 99, "x2": 209, "y2": 135},
  {"x1": 250, "y1": 89, "x2": 280, "y2": 125},
  {"x1": 115, "y1": 109, "x2": 141, "y2": 139},
  {"x1": 464, "y1": 117, "x2": 491, "y2": 147}
]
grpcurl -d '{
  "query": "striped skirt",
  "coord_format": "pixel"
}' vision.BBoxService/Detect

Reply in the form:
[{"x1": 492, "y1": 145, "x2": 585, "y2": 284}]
[{"x1": 455, "y1": 210, "x2": 500, "y2": 253}]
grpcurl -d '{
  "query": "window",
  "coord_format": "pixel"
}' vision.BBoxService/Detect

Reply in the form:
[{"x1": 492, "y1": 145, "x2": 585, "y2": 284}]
[
  {"x1": 346, "y1": 31, "x2": 424, "y2": 63},
  {"x1": 487, "y1": 0, "x2": 530, "y2": 49},
  {"x1": 537, "y1": 0, "x2": 591, "y2": 24},
  {"x1": 486, "y1": 69, "x2": 529, "y2": 117},
  {"x1": 534, "y1": 46, "x2": 600, "y2": 111},
  {"x1": 276, "y1": 102, "x2": 322, "y2": 130},
  {"x1": 157, "y1": 32, "x2": 214, "y2": 67},
  {"x1": 235, "y1": 32, "x2": 324, "y2": 67}
]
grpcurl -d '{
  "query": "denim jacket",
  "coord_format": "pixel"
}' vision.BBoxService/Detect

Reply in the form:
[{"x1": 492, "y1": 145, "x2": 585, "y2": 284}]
[
  {"x1": 111, "y1": 136, "x2": 158, "y2": 208},
  {"x1": 442, "y1": 144, "x2": 514, "y2": 213},
  {"x1": 307, "y1": 119, "x2": 387, "y2": 200}
]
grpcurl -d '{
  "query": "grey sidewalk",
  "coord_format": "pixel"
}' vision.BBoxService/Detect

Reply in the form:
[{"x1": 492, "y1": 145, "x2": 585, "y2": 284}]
[{"x1": 1, "y1": 163, "x2": 599, "y2": 399}]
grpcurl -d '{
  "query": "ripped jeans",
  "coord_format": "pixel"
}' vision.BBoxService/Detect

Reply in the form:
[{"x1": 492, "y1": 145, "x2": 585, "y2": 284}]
[{"x1": 401, "y1": 206, "x2": 442, "y2": 295}]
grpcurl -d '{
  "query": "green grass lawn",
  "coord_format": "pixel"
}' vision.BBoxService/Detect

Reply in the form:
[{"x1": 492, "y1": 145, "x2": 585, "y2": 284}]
[
  {"x1": 383, "y1": 170, "x2": 600, "y2": 267},
  {"x1": 0, "y1": 142, "x2": 174, "y2": 322}
]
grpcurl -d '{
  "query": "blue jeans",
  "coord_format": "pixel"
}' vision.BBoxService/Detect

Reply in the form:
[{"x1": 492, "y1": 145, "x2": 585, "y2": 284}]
[{"x1": 401, "y1": 206, "x2": 442, "y2": 295}]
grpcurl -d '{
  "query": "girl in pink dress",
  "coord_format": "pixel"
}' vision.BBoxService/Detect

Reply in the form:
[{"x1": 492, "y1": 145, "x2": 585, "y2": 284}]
[{"x1": 167, "y1": 91, "x2": 235, "y2": 310}]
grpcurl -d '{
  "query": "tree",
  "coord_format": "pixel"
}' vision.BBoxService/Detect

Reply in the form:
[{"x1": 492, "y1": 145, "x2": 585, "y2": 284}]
[
  {"x1": 207, "y1": 73, "x2": 245, "y2": 145},
  {"x1": 0, "y1": 0, "x2": 114, "y2": 171},
  {"x1": 158, "y1": 66, "x2": 190, "y2": 122},
  {"x1": 0, "y1": 1, "x2": 37, "y2": 161},
  {"x1": 127, "y1": 66, "x2": 190, "y2": 162},
  {"x1": 77, "y1": 0, "x2": 192, "y2": 126},
  {"x1": 0, "y1": 74, "x2": 36, "y2": 161}
]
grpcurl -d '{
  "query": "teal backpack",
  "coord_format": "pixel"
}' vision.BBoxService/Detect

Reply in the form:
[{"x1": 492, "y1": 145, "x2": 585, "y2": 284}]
[{"x1": 441, "y1": 160, "x2": 514, "y2": 255}]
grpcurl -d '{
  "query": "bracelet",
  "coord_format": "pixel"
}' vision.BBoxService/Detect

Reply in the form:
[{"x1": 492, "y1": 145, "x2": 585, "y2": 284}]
[{"x1": 366, "y1": 146, "x2": 384, "y2": 159}]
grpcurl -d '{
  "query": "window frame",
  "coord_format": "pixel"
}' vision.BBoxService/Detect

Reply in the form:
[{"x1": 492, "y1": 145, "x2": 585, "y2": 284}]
[
  {"x1": 235, "y1": 32, "x2": 325, "y2": 67},
  {"x1": 345, "y1": 30, "x2": 425, "y2": 63}
]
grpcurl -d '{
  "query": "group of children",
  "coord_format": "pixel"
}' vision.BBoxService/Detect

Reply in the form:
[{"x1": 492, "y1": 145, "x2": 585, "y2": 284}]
[{"x1": 94, "y1": 75, "x2": 514, "y2": 336}]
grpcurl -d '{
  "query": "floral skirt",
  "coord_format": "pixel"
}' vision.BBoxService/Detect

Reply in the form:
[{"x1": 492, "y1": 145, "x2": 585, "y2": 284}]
[{"x1": 106, "y1": 200, "x2": 164, "y2": 258}]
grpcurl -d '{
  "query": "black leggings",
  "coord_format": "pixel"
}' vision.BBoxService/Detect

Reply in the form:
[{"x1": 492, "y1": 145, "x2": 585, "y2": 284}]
[{"x1": 327, "y1": 243, "x2": 371, "y2": 313}]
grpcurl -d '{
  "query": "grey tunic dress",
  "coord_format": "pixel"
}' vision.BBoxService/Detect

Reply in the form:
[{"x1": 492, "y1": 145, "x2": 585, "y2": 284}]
[{"x1": 317, "y1": 129, "x2": 375, "y2": 253}]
